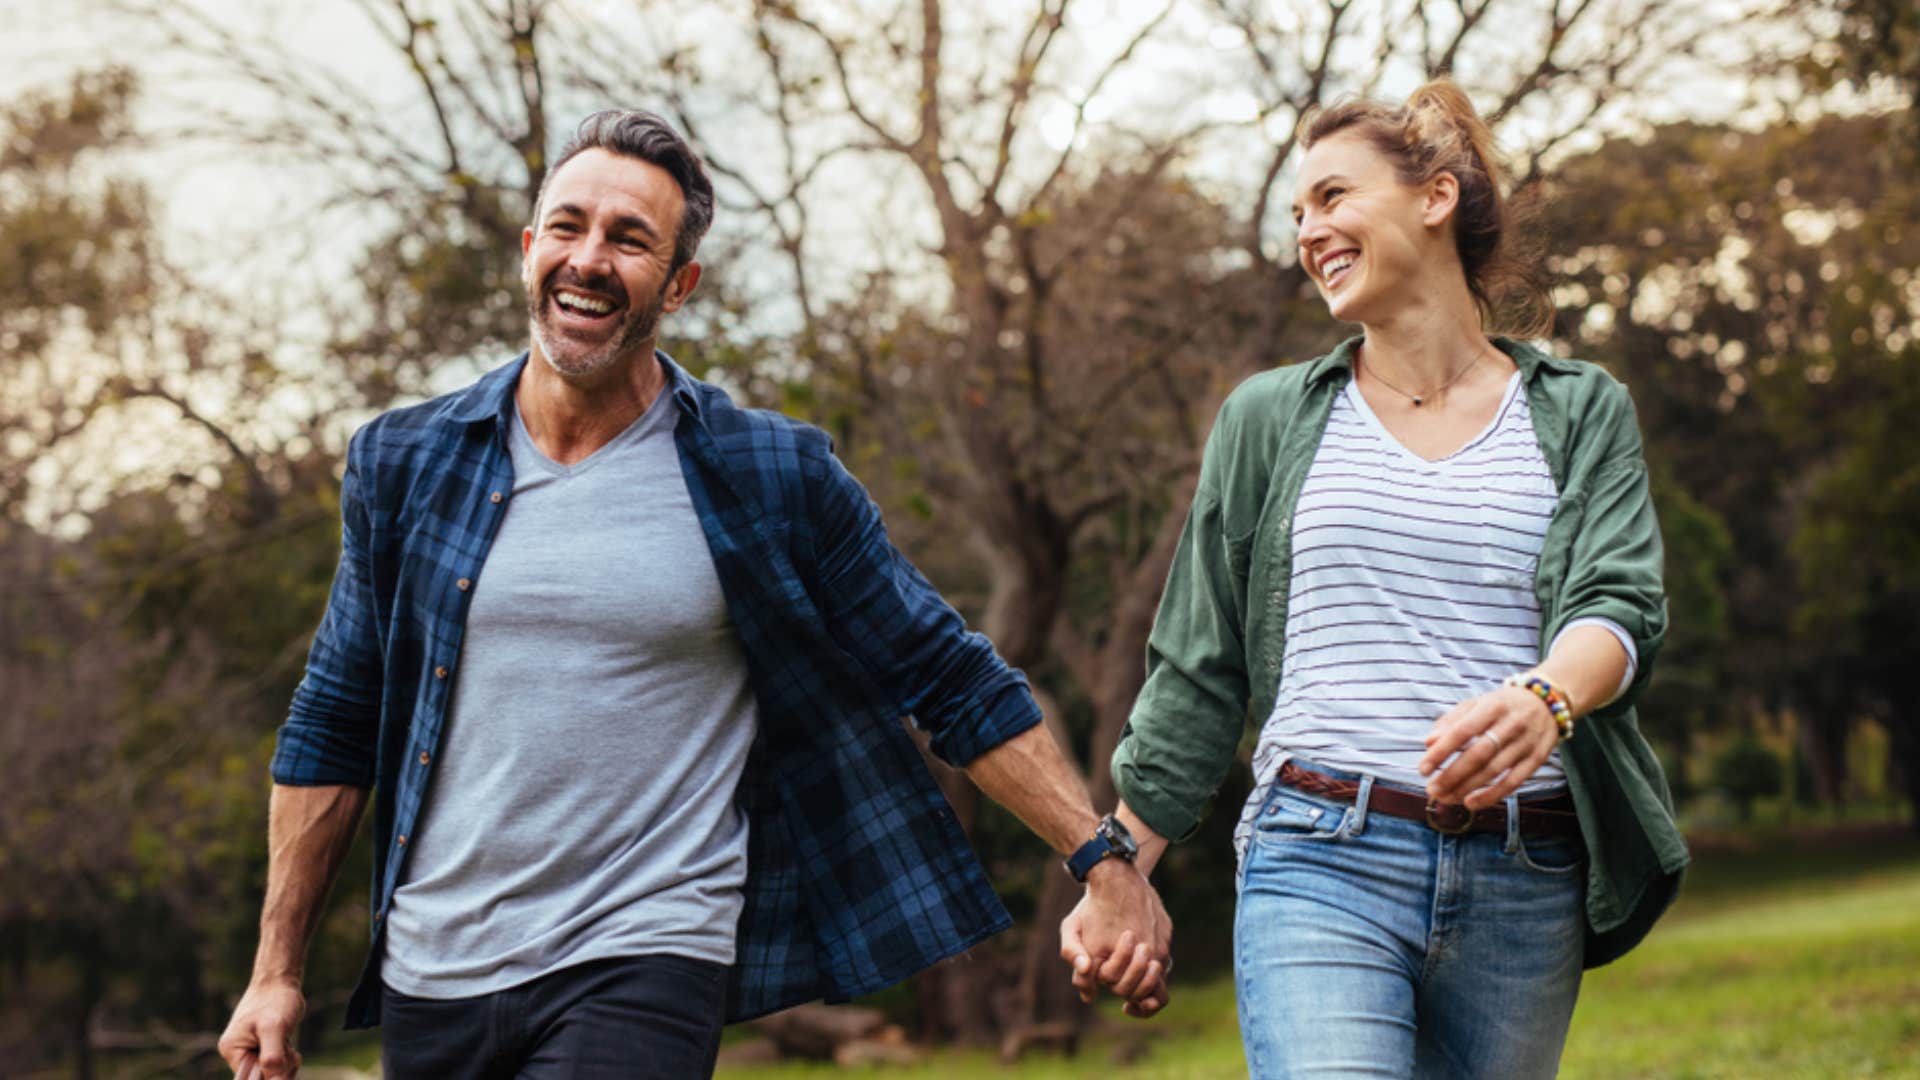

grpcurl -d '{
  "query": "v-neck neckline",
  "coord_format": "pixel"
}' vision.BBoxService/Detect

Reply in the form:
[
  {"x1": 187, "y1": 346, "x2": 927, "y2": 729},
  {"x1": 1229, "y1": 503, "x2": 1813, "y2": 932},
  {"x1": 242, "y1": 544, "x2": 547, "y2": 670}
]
[{"x1": 1342, "y1": 371, "x2": 1523, "y2": 467}]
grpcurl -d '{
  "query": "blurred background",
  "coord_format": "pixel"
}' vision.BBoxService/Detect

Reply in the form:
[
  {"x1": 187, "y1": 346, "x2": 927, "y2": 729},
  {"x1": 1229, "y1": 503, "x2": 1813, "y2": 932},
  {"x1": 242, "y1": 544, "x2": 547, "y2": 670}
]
[{"x1": 1, "y1": 0, "x2": 1915, "y2": 1076}]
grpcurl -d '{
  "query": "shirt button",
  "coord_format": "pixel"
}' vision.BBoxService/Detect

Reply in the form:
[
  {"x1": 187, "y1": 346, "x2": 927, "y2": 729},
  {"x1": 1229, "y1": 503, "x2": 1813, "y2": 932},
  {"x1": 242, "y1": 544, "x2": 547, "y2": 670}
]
[
  {"x1": 418, "y1": 751, "x2": 430, "y2": 765},
  {"x1": 434, "y1": 665, "x2": 449, "y2": 679},
  {"x1": 397, "y1": 834, "x2": 408, "y2": 846},
  {"x1": 490, "y1": 491, "x2": 504, "y2": 503},
  {"x1": 456, "y1": 577, "x2": 471, "y2": 591}
]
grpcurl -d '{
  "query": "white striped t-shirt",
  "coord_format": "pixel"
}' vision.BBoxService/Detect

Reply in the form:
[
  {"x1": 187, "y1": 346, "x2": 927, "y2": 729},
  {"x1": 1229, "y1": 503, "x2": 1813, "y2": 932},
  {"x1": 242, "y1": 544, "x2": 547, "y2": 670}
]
[{"x1": 1252, "y1": 372, "x2": 1564, "y2": 800}]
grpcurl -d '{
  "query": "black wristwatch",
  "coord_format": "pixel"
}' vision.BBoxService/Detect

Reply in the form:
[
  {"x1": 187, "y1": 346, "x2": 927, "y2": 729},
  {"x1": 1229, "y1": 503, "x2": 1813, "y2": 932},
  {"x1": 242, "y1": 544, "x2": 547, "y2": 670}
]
[{"x1": 1065, "y1": 813, "x2": 1138, "y2": 882}]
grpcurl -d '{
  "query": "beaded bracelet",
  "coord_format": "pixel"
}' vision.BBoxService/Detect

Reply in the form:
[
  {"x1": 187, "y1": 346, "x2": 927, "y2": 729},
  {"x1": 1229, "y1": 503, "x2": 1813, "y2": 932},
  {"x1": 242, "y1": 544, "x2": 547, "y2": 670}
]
[{"x1": 1503, "y1": 672, "x2": 1576, "y2": 742}]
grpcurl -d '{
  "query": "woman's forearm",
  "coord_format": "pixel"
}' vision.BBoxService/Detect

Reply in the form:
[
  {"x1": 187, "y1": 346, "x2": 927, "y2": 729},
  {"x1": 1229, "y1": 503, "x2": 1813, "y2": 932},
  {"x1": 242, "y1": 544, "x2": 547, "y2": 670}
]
[
  {"x1": 1114, "y1": 800, "x2": 1171, "y2": 877},
  {"x1": 1534, "y1": 622, "x2": 1633, "y2": 722}
]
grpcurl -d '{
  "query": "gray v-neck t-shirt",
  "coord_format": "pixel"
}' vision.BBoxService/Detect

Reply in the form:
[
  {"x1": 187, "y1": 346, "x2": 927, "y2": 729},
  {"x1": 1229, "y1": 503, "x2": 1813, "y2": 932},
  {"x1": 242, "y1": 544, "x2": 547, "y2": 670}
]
[{"x1": 383, "y1": 388, "x2": 759, "y2": 998}]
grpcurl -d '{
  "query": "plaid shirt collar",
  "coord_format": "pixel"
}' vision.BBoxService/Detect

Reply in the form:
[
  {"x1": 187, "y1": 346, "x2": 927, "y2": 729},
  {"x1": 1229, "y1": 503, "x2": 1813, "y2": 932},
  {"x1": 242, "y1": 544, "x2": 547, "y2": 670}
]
[{"x1": 440, "y1": 349, "x2": 711, "y2": 429}]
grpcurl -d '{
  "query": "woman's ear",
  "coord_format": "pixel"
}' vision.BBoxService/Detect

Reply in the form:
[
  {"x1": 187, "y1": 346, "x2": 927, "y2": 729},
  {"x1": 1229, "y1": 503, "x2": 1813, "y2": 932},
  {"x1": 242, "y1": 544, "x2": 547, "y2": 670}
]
[{"x1": 1423, "y1": 171, "x2": 1461, "y2": 229}]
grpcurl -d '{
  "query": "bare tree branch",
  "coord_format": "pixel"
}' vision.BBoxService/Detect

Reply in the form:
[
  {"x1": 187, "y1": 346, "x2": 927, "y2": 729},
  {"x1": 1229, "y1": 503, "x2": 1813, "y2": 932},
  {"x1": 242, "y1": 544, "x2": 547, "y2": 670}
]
[
  {"x1": 1029, "y1": 0, "x2": 1177, "y2": 207},
  {"x1": 984, "y1": 0, "x2": 1069, "y2": 205}
]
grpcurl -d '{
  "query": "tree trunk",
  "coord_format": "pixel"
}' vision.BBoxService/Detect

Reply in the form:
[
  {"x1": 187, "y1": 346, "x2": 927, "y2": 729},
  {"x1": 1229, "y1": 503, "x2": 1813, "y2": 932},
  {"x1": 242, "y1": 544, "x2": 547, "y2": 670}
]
[
  {"x1": 911, "y1": 523, "x2": 1068, "y2": 1047},
  {"x1": 1885, "y1": 705, "x2": 1920, "y2": 832},
  {"x1": 73, "y1": 943, "x2": 102, "y2": 1080},
  {"x1": 1796, "y1": 710, "x2": 1849, "y2": 805},
  {"x1": 1006, "y1": 481, "x2": 1196, "y2": 1047}
]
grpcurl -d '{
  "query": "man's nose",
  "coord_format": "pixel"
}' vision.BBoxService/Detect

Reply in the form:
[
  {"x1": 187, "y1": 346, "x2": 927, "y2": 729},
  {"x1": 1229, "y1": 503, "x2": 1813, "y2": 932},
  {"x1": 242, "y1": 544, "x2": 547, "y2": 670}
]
[{"x1": 564, "y1": 230, "x2": 617, "y2": 274}]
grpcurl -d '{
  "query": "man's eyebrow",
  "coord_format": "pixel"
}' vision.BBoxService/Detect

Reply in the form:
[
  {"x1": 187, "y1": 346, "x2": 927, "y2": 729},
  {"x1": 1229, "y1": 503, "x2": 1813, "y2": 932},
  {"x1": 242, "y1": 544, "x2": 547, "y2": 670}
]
[
  {"x1": 1290, "y1": 173, "x2": 1353, "y2": 215},
  {"x1": 540, "y1": 205, "x2": 663, "y2": 243},
  {"x1": 608, "y1": 214, "x2": 661, "y2": 242}
]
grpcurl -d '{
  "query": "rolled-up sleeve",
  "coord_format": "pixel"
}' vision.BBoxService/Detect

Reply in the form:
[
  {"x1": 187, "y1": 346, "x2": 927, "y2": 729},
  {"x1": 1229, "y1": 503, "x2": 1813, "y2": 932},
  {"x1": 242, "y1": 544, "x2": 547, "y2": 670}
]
[
  {"x1": 271, "y1": 432, "x2": 383, "y2": 787},
  {"x1": 1112, "y1": 420, "x2": 1255, "y2": 842},
  {"x1": 802, "y1": 442, "x2": 1041, "y2": 768},
  {"x1": 1561, "y1": 383, "x2": 1667, "y2": 707}
]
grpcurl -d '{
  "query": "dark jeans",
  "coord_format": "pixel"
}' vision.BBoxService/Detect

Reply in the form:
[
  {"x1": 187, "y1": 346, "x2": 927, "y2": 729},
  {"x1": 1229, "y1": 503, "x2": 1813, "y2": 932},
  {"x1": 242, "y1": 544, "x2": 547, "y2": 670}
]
[{"x1": 381, "y1": 954, "x2": 729, "y2": 1080}]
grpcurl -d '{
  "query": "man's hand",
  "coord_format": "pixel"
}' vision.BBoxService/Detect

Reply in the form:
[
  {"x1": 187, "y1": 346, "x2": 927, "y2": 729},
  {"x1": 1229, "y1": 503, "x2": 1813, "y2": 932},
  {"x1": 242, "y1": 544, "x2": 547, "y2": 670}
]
[
  {"x1": 1059, "y1": 861, "x2": 1172, "y2": 1018},
  {"x1": 218, "y1": 977, "x2": 306, "y2": 1080}
]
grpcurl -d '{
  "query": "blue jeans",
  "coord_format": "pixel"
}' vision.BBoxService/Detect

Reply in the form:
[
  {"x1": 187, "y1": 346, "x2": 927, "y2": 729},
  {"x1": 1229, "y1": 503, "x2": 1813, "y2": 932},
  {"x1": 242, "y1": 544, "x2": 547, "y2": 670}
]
[
  {"x1": 380, "y1": 954, "x2": 728, "y2": 1079},
  {"x1": 1234, "y1": 762, "x2": 1586, "y2": 1079}
]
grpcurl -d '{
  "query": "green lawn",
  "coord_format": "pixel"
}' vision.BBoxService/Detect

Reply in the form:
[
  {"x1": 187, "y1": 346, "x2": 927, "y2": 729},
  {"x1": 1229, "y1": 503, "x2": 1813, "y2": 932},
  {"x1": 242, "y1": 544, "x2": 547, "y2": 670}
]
[
  {"x1": 308, "y1": 826, "x2": 1920, "y2": 1078},
  {"x1": 711, "y1": 827, "x2": 1920, "y2": 1079},
  {"x1": 1558, "y1": 827, "x2": 1920, "y2": 1079}
]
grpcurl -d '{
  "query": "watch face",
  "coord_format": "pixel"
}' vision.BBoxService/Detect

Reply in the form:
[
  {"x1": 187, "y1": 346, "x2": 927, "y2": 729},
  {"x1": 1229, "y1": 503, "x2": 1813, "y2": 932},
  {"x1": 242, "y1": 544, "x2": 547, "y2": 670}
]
[{"x1": 1101, "y1": 816, "x2": 1139, "y2": 859}]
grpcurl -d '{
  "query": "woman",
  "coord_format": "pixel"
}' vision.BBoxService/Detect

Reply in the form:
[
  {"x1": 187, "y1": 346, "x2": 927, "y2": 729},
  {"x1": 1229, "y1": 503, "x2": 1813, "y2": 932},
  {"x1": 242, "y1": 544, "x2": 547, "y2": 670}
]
[{"x1": 1065, "y1": 80, "x2": 1685, "y2": 1077}]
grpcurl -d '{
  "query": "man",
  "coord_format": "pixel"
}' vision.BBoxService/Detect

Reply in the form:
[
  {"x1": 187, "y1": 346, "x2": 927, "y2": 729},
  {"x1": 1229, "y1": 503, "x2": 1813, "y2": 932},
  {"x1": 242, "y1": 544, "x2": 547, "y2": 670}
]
[{"x1": 216, "y1": 110, "x2": 1167, "y2": 1080}]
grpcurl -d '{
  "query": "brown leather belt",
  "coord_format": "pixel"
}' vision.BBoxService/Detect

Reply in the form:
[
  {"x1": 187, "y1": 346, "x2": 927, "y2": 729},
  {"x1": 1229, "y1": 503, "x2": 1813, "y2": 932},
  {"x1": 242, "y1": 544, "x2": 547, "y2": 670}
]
[{"x1": 1277, "y1": 763, "x2": 1583, "y2": 840}]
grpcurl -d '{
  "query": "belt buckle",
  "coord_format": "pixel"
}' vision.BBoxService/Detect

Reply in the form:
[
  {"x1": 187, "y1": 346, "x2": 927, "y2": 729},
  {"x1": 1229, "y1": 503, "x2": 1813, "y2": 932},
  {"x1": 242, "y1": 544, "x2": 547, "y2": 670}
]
[{"x1": 1424, "y1": 800, "x2": 1476, "y2": 835}]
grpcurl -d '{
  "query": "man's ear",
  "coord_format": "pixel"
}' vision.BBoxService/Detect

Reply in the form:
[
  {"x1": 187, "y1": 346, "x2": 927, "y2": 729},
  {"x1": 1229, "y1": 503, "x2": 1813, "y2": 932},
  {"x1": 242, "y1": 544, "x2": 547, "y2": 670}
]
[{"x1": 661, "y1": 261, "x2": 702, "y2": 313}]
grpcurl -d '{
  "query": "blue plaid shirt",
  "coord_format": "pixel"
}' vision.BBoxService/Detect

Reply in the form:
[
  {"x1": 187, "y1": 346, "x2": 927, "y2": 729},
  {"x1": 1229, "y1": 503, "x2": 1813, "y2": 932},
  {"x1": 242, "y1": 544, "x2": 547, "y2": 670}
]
[{"x1": 272, "y1": 352, "x2": 1040, "y2": 1027}]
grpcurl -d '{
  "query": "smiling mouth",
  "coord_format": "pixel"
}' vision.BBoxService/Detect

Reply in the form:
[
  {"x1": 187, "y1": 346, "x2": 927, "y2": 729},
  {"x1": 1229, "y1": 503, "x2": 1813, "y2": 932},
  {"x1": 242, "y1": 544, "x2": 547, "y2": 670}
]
[
  {"x1": 1321, "y1": 251, "x2": 1358, "y2": 290},
  {"x1": 550, "y1": 286, "x2": 624, "y2": 322}
]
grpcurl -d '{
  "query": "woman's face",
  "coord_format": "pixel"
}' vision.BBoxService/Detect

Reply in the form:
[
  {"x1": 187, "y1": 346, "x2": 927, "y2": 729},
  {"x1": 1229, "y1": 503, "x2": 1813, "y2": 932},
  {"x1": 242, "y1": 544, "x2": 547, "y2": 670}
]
[{"x1": 1291, "y1": 131, "x2": 1451, "y2": 325}]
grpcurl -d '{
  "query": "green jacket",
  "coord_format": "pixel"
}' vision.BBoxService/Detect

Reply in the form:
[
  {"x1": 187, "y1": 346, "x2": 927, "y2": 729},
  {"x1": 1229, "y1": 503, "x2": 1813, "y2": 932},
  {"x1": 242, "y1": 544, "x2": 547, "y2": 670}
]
[{"x1": 1112, "y1": 336, "x2": 1687, "y2": 968}]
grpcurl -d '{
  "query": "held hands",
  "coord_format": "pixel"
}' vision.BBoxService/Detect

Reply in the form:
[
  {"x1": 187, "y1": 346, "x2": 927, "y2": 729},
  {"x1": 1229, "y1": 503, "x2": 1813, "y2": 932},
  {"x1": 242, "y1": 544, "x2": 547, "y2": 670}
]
[
  {"x1": 1420, "y1": 680, "x2": 1561, "y2": 809},
  {"x1": 217, "y1": 977, "x2": 306, "y2": 1080},
  {"x1": 1058, "y1": 860, "x2": 1172, "y2": 1019}
]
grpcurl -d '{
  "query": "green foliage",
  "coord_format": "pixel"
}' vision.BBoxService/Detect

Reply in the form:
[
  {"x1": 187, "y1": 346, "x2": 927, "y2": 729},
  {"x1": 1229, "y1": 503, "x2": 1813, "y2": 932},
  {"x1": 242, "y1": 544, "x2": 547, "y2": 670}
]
[
  {"x1": 1543, "y1": 109, "x2": 1920, "y2": 818},
  {"x1": 0, "y1": 70, "x2": 374, "y2": 1071},
  {"x1": 1820, "y1": 0, "x2": 1920, "y2": 148},
  {"x1": 1639, "y1": 467, "x2": 1734, "y2": 749},
  {"x1": 1712, "y1": 737, "x2": 1787, "y2": 822}
]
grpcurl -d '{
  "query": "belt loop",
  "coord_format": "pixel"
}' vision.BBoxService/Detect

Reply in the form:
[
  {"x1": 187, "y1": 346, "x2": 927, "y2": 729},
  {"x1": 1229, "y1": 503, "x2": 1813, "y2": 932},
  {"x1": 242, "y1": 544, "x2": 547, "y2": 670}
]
[
  {"x1": 1503, "y1": 792, "x2": 1522, "y2": 853},
  {"x1": 1350, "y1": 774, "x2": 1373, "y2": 836}
]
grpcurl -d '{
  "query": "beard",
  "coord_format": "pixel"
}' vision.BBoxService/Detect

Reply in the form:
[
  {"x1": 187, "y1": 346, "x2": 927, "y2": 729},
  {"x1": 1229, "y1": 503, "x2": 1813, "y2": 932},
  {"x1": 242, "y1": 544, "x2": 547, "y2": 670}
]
[{"x1": 526, "y1": 267, "x2": 669, "y2": 380}]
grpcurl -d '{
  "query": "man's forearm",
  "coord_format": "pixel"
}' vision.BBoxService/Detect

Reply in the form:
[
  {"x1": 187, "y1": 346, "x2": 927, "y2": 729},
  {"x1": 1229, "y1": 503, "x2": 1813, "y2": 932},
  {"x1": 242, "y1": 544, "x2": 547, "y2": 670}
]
[
  {"x1": 251, "y1": 783, "x2": 369, "y2": 984},
  {"x1": 961, "y1": 724, "x2": 1101, "y2": 855}
]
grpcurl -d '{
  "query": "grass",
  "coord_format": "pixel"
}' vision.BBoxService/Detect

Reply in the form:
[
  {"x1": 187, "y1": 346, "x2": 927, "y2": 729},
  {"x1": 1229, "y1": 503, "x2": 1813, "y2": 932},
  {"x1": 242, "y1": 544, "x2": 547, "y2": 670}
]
[
  {"x1": 307, "y1": 824, "x2": 1920, "y2": 1078},
  {"x1": 713, "y1": 979, "x2": 1250, "y2": 1080},
  {"x1": 1558, "y1": 825, "x2": 1920, "y2": 1079}
]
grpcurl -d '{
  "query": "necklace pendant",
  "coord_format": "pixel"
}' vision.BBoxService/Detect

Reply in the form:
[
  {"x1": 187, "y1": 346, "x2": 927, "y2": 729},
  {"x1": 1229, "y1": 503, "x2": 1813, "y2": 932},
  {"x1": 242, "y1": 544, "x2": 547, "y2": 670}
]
[{"x1": 1412, "y1": 396, "x2": 1424, "y2": 407}]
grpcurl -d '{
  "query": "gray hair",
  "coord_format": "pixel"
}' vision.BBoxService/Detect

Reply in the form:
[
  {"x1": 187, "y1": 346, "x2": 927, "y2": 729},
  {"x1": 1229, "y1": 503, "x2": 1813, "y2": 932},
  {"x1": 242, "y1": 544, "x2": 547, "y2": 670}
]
[{"x1": 533, "y1": 110, "x2": 715, "y2": 272}]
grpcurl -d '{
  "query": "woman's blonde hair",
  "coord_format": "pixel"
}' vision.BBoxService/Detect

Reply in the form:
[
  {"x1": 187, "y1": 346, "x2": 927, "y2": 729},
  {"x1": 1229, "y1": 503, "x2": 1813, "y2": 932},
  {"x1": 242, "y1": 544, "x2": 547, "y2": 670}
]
[{"x1": 1301, "y1": 79, "x2": 1552, "y2": 339}]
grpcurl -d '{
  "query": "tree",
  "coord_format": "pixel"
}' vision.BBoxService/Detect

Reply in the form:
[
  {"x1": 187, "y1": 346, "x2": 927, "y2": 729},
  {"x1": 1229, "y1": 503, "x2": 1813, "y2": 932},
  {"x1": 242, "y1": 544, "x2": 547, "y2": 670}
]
[
  {"x1": 1540, "y1": 109, "x2": 1920, "y2": 823},
  {"x1": 0, "y1": 72, "x2": 370, "y2": 1074},
  {"x1": 1712, "y1": 736, "x2": 1785, "y2": 823},
  {"x1": 1826, "y1": 0, "x2": 1920, "y2": 144}
]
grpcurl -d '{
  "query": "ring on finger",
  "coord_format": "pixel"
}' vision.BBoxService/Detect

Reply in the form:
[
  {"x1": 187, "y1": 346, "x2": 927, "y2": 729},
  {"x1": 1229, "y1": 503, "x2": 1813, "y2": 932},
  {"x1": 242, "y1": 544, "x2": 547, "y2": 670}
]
[{"x1": 1484, "y1": 730, "x2": 1504, "y2": 751}]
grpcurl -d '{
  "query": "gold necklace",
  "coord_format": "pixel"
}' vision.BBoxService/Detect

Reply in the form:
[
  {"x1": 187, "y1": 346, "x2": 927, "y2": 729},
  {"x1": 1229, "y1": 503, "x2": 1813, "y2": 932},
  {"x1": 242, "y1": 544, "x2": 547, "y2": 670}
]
[{"x1": 1359, "y1": 351, "x2": 1482, "y2": 407}]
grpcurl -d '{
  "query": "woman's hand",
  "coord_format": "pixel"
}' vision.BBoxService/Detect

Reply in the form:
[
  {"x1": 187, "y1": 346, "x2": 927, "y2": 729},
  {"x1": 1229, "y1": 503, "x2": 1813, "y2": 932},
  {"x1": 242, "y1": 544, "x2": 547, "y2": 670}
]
[
  {"x1": 1418, "y1": 683, "x2": 1560, "y2": 810},
  {"x1": 1059, "y1": 873, "x2": 1172, "y2": 1018}
]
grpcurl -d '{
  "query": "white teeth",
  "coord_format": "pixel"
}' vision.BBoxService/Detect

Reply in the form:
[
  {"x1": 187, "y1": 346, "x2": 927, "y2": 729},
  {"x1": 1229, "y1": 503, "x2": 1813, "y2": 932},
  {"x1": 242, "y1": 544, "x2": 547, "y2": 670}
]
[
  {"x1": 1323, "y1": 253, "x2": 1357, "y2": 277},
  {"x1": 555, "y1": 290, "x2": 613, "y2": 314}
]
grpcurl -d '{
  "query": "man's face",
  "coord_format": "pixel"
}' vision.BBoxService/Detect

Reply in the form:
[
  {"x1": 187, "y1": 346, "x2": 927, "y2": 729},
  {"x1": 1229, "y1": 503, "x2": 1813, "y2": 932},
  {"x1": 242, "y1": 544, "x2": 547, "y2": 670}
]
[{"x1": 522, "y1": 148, "x2": 699, "y2": 379}]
